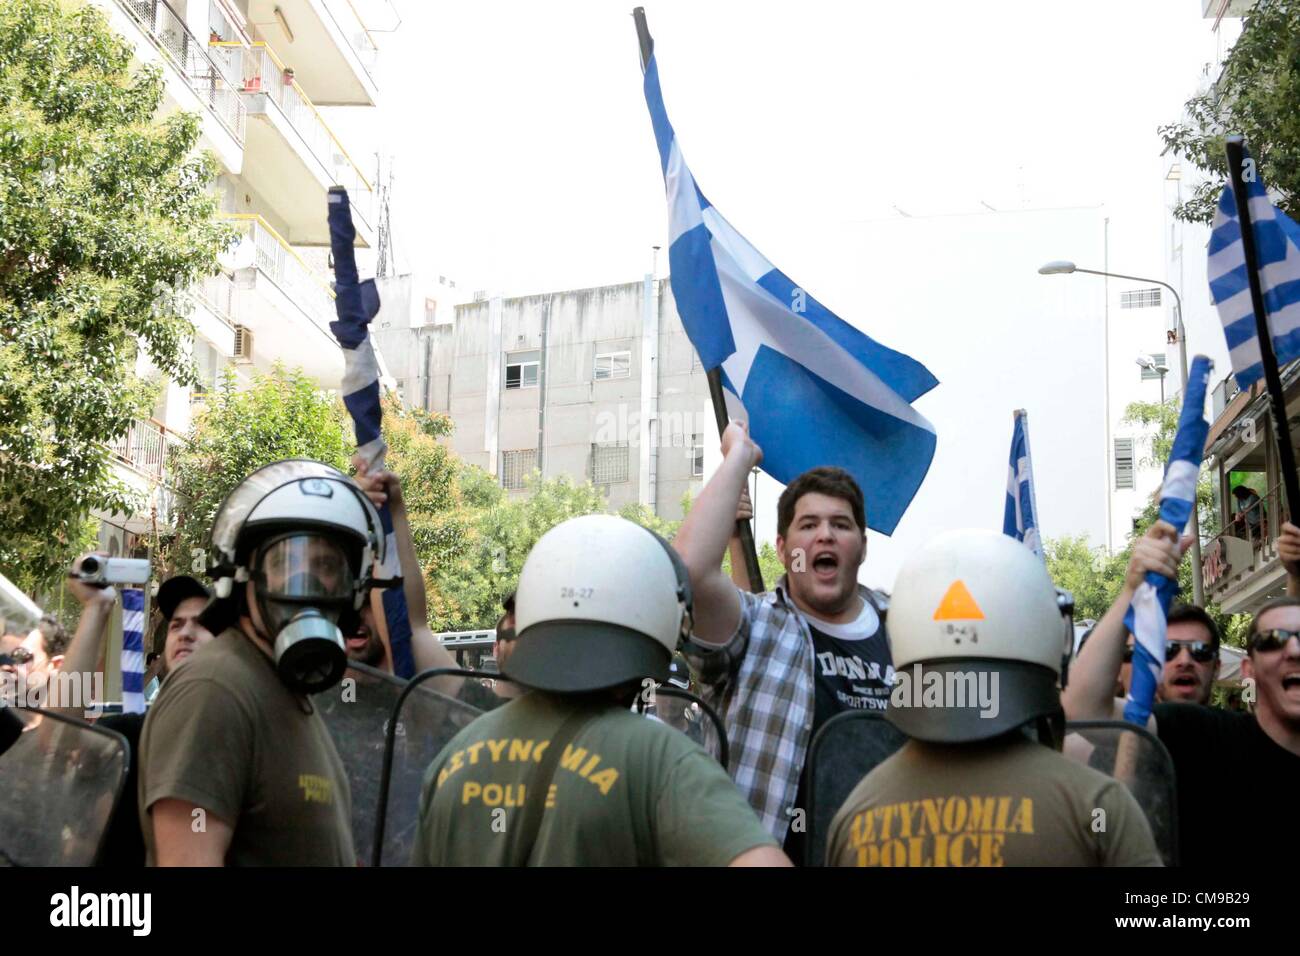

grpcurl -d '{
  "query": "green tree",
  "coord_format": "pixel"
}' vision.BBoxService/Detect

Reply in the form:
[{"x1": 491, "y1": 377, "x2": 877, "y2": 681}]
[
  {"x1": 1044, "y1": 534, "x2": 1128, "y2": 623},
  {"x1": 0, "y1": 0, "x2": 231, "y2": 592},
  {"x1": 1160, "y1": 0, "x2": 1300, "y2": 225},
  {"x1": 163, "y1": 367, "x2": 351, "y2": 576}
]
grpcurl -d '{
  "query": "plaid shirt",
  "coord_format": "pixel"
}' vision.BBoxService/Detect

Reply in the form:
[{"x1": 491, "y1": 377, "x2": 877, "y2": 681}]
[{"x1": 683, "y1": 578, "x2": 887, "y2": 840}]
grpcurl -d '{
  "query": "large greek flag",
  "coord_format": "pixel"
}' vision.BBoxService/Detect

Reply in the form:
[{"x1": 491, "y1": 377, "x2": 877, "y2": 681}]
[
  {"x1": 1002, "y1": 410, "x2": 1041, "y2": 557},
  {"x1": 327, "y1": 188, "x2": 414, "y2": 678},
  {"x1": 1122, "y1": 355, "x2": 1213, "y2": 726},
  {"x1": 1209, "y1": 147, "x2": 1300, "y2": 388},
  {"x1": 120, "y1": 587, "x2": 145, "y2": 714},
  {"x1": 641, "y1": 55, "x2": 938, "y2": 534}
]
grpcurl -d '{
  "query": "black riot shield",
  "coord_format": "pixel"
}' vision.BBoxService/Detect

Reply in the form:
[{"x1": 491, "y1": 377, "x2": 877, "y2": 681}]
[
  {"x1": 315, "y1": 663, "x2": 485, "y2": 867},
  {"x1": 805, "y1": 712, "x2": 907, "y2": 867},
  {"x1": 634, "y1": 686, "x2": 729, "y2": 767},
  {"x1": 804, "y1": 713, "x2": 1179, "y2": 867},
  {"x1": 1061, "y1": 719, "x2": 1179, "y2": 867},
  {"x1": 361, "y1": 668, "x2": 489, "y2": 866},
  {"x1": 0, "y1": 710, "x2": 129, "y2": 866}
]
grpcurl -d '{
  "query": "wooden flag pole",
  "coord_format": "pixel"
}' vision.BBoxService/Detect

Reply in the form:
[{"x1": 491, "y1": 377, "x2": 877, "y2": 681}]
[
  {"x1": 633, "y1": 6, "x2": 764, "y2": 593},
  {"x1": 1226, "y1": 136, "x2": 1300, "y2": 520}
]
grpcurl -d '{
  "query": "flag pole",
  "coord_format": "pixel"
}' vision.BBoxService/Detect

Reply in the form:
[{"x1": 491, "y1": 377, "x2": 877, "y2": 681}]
[
  {"x1": 1226, "y1": 136, "x2": 1300, "y2": 521},
  {"x1": 633, "y1": 6, "x2": 764, "y2": 593}
]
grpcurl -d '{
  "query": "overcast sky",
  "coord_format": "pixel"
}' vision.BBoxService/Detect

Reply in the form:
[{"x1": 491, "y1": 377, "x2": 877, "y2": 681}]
[{"x1": 330, "y1": 1, "x2": 1240, "y2": 588}]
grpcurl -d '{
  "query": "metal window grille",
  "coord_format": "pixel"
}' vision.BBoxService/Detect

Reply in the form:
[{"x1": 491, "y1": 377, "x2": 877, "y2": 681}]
[
  {"x1": 1114, "y1": 437, "x2": 1135, "y2": 490},
  {"x1": 592, "y1": 442, "x2": 629, "y2": 484},
  {"x1": 692, "y1": 433, "x2": 704, "y2": 477},
  {"x1": 500, "y1": 449, "x2": 537, "y2": 490},
  {"x1": 594, "y1": 350, "x2": 631, "y2": 380},
  {"x1": 1120, "y1": 288, "x2": 1162, "y2": 309}
]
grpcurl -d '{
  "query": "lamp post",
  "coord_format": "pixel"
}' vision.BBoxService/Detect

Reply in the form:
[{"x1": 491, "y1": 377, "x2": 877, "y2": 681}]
[{"x1": 1040, "y1": 260, "x2": 1204, "y2": 606}]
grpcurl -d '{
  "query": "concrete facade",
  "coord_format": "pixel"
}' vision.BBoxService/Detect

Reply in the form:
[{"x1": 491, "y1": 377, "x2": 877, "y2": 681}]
[{"x1": 379, "y1": 277, "x2": 713, "y2": 520}]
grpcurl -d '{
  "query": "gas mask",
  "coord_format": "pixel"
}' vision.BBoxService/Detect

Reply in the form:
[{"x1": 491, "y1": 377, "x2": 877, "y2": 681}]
[{"x1": 250, "y1": 533, "x2": 358, "y2": 695}]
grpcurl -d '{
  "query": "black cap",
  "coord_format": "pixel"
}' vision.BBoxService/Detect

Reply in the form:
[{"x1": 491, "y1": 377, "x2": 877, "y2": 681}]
[{"x1": 157, "y1": 576, "x2": 210, "y2": 622}]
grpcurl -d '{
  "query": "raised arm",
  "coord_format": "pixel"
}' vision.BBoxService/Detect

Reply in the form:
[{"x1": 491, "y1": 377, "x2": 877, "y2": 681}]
[
  {"x1": 50, "y1": 554, "x2": 117, "y2": 720},
  {"x1": 672, "y1": 422, "x2": 761, "y2": 645},
  {"x1": 353, "y1": 459, "x2": 465, "y2": 698},
  {"x1": 1279, "y1": 521, "x2": 1300, "y2": 598},
  {"x1": 1061, "y1": 521, "x2": 1187, "y2": 721}
]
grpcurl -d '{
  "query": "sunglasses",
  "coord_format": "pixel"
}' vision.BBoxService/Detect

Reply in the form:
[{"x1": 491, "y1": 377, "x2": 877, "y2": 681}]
[
  {"x1": 0, "y1": 647, "x2": 33, "y2": 666},
  {"x1": 1122, "y1": 642, "x2": 1217, "y2": 664},
  {"x1": 1249, "y1": 628, "x2": 1300, "y2": 653}
]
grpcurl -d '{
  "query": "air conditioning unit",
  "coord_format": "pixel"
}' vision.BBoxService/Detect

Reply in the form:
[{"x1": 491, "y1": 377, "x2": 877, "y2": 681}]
[{"x1": 233, "y1": 325, "x2": 254, "y2": 362}]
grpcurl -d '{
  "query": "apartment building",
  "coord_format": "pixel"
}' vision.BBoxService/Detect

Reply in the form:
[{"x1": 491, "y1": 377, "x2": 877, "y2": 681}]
[
  {"x1": 85, "y1": 0, "x2": 389, "y2": 686},
  {"x1": 374, "y1": 275, "x2": 715, "y2": 521}
]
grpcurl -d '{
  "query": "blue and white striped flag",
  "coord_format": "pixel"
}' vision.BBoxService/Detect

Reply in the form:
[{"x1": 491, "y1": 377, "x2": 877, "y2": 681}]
[
  {"x1": 1002, "y1": 410, "x2": 1042, "y2": 557},
  {"x1": 640, "y1": 53, "x2": 938, "y2": 534},
  {"x1": 120, "y1": 587, "x2": 145, "y2": 714},
  {"x1": 1122, "y1": 355, "x2": 1213, "y2": 727},
  {"x1": 1209, "y1": 147, "x2": 1300, "y2": 388},
  {"x1": 327, "y1": 188, "x2": 414, "y2": 678}
]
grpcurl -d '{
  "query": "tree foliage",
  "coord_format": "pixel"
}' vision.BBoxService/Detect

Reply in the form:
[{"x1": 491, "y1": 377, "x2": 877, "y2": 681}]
[
  {"x1": 1161, "y1": 0, "x2": 1300, "y2": 224},
  {"x1": 0, "y1": 0, "x2": 231, "y2": 592},
  {"x1": 163, "y1": 367, "x2": 352, "y2": 575}
]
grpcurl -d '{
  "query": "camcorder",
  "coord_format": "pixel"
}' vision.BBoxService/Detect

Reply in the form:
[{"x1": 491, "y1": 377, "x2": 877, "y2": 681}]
[{"x1": 75, "y1": 555, "x2": 151, "y2": 587}]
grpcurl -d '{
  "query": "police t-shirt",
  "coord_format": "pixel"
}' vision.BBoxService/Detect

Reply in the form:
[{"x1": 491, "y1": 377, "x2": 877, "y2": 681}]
[
  {"x1": 138, "y1": 630, "x2": 355, "y2": 866},
  {"x1": 827, "y1": 735, "x2": 1162, "y2": 867},
  {"x1": 411, "y1": 692, "x2": 777, "y2": 866},
  {"x1": 1154, "y1": 703, "x2": 1300, "y2": 868}
]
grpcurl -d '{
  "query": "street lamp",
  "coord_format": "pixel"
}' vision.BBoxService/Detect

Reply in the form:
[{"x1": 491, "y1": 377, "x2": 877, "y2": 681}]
[
  {"x1": 1136, "y1": 354, "x2": 1170, "y2": 404},
  {"x1": 1040, "y1": 259, "x2": 1204, "y2": 607}
]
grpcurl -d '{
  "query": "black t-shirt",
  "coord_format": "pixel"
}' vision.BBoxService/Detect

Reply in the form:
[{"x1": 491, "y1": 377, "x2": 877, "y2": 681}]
[
  {"x1": 785, "y1": 594, "x2": 892, "y2": 863},
  {"x1": 95, "y1": 711, "x2": 146, "y2": 867},
  {"x1": 1154, "y1": 703, "x2": 1300, "y2": 868}
]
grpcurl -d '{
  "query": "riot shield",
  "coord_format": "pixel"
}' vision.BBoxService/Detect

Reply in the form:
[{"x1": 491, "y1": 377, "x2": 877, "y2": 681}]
[
  {"x1": 635, "y1": 686, "x2": 729, "y2": 767},
  {"x1": 1062, "y1": 720, "x2": 1179, "y2": 867},
  {"x1": 805, "y1": 712, "x2": 907, "y2": 867},
  {"x1": 315, "y1": 663, "x2": 484, "y2": 867},
  {"x1": 0, "y1": 710, "x2": 128, "y2": 866}
]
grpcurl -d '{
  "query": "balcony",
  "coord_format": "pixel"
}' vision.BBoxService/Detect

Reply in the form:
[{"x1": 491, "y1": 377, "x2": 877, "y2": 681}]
[
  {"x1": 222, "y1": 40, "x2": 375, "y2": 246},
  {"x1": 221, "y1": 213, "x2": 345, "y2": 387},
  {"x1": 108, "y1": 417, "x2": 170, "y2": 482},
  {"x1": 245, "y1": 0, "x2": 382, "y2": 106},
  {"x1": 107, "y1": 0, "x2": 246, "y2": 170}
]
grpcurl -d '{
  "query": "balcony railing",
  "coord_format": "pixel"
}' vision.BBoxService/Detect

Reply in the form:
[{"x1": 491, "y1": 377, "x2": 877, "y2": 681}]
[
  {"x1": 108, "y1": 418, "x2": 170, "y2": 481},
  {"x1": 321, "y1": 0, "x2": 382, "y2": 86},
  {"x1": 205, "y1": 1, "x2": 251, "y2": 88},
  {"x1": 115, "y1": 0, "x2": 247, "y2": 143},
  {"x1": 222, "y1": 213, "x2": 337, "y2": 332},
  {"x1": 230, "y1": 41, "x2": 374, "y2": 223},
  {"x1": 195, "y1": 271, "x2": 239, "y2": 327}
]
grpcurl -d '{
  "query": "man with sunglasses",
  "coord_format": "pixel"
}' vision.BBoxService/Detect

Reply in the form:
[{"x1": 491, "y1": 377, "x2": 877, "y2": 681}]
[{"x1": 1065, "y1": 520, "x2": 1300, "y2": 867}]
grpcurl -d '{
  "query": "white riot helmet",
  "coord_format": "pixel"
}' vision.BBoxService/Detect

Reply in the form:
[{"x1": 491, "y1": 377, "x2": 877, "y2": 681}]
[
  {"x1": 885, "y1": 529, "x2": 1074, "y2": 745},
  {"x1": 504, "y1": 515, "x2": 692, "y2": 693},
  {"x1": 202, "y1": 460, "x2": 387, "y2": 694}
]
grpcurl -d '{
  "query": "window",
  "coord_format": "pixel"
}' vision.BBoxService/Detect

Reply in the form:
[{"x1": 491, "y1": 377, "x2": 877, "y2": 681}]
[
  {"x1": 592, "y1": 442, "x2": 629, "y2": 484},
  {"x1": 1114, "y1": 437, "x2": 1135, "y2": 490},
  {"x1": 500, "y1": 449, "x2": 537, "y2": 490},
  {"x1": 1120, "y1": 288, "x2": 1162, "y2": 309},
  {"x1": 1140, "y1": 352, "x2": 1167, "y2": 381},
  {"x1": 594, "y1": 350, "x2": 631, "y2": 381},
  {"x1": 505, "y1": 350, "x2": 539, "y2": 390},
  {"x1": 191, "y1": 337, "x2": 224, "y2": 402},
  {"x1": 691, "y1": 432, "x2": 704, "y2": 477}
]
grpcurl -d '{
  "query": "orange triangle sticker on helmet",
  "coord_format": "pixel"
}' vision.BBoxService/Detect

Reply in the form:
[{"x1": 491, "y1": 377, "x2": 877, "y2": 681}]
[{"x1": 933, "y1": 580, "x2": 984, "y2": 621}]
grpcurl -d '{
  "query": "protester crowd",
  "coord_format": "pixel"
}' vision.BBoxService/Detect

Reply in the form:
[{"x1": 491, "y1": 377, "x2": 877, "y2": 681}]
[{"x1": 2, "y1": 420, "x2": 1298, "y2": 868}]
